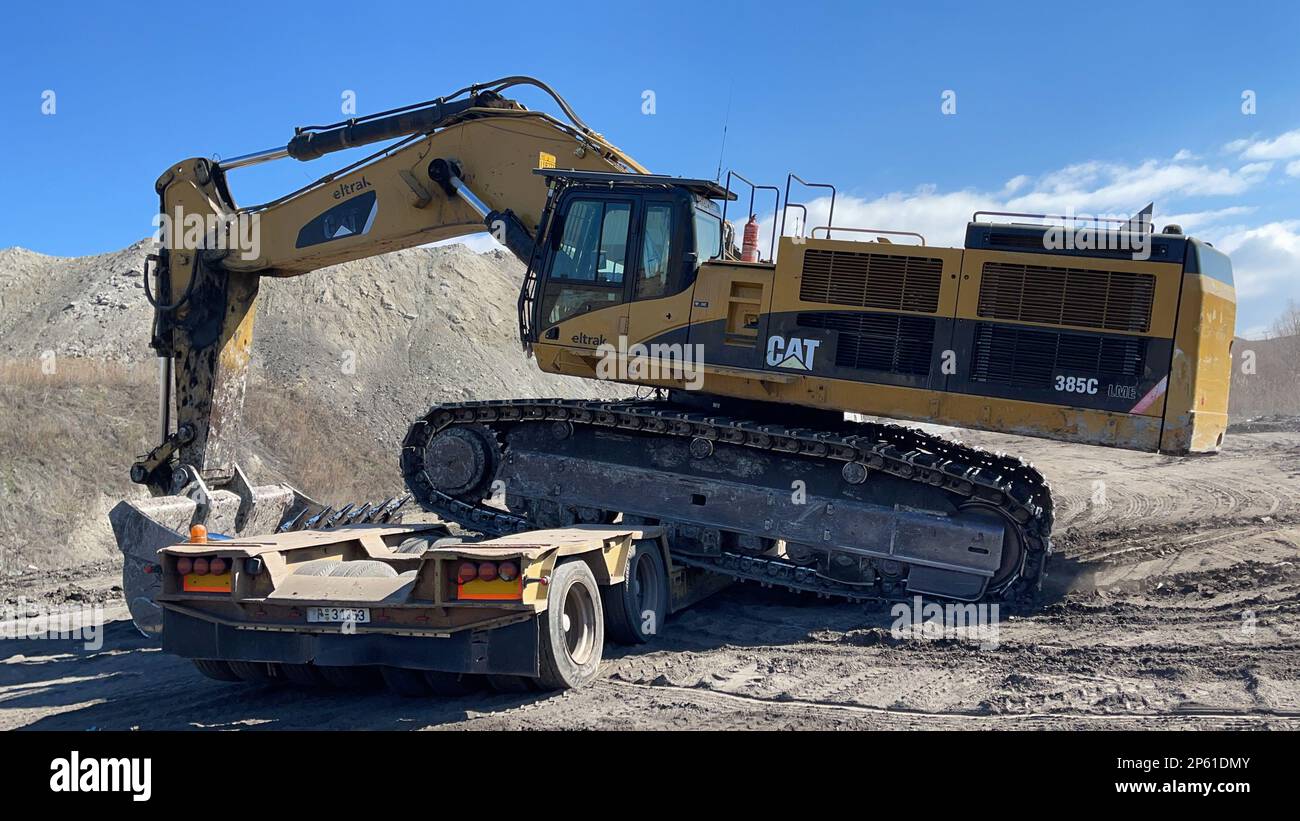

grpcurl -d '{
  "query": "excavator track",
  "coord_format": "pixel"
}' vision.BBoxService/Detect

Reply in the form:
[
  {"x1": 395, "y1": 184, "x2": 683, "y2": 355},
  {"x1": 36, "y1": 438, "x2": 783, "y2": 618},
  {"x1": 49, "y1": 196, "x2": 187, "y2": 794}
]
[{"x1": 400, "y1": 399, "x2": 1053, "y2": 604}]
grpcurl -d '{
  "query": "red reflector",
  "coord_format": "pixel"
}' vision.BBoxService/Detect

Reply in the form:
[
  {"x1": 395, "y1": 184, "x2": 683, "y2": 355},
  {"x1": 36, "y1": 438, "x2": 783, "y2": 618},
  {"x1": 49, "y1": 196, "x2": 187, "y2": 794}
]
[
  {"x1": 176, "y1": 557, "x2": 193, "y2": 575},
  {"x1": 193, "y1": 557, "x2": 210, "y2": 576},
  {"x1": 477, "y1": 561, "x2": 497, "y2": 582},
  {"x1": 457, "y1": 561, "x2": 478, "y2": 584},
  {"x1": 498, "y1": 561, "x2": 518, "y2": 582},
  {"x1": 209, "y1": 557, "x2": 227, "y2": 575}
]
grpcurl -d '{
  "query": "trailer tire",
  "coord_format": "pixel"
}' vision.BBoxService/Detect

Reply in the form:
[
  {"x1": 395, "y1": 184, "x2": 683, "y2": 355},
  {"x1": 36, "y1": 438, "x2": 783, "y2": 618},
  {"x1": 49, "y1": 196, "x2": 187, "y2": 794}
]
[
  {"x1": 329, "y1": 560, "x2": 398, "y2": 578},
  {"x1": 280, "y1": 663, "x2": 326, "y2": 686},
  {"x1": 535, "y1": 560, "x2": 604, "y2": 691},
  {"x1": 318, "y1": 665, "x2": 382, "y2": 689},
  {"x1": 228, "y1": 661, "x2": 276, "y2": 683},
  {"x1": 192, "y1": 659, "x2": 242, "y2": 682},
  {"x1": 602, "y1": 539, "x2": 669, "y2": 645},
  {"x1": 380, "y1": 666, "x2": 431, "y2": 696}
]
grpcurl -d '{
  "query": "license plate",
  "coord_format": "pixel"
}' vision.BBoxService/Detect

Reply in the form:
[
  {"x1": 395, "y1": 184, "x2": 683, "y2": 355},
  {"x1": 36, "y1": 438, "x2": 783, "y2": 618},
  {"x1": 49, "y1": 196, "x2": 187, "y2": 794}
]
[{"x1": 306, "y1": 606, "x2": 370, "y2": 624}]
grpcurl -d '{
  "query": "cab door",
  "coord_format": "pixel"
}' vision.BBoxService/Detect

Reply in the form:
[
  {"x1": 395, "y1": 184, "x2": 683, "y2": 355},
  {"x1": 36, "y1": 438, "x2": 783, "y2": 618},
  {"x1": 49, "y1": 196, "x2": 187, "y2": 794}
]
[
  {"x1": 626, "y1": 197, "x2": 693, "y2": 346},
  {"x1": 536, "y1": 194, "x2": 636, "y2": 351}
]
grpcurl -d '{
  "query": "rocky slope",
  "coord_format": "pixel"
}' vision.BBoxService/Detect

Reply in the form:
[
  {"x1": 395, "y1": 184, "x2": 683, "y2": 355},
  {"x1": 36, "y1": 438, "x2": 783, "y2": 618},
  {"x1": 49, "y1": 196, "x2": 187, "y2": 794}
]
[{"x1": 0, "y1": 240, "x2": 622, "y2": 571}]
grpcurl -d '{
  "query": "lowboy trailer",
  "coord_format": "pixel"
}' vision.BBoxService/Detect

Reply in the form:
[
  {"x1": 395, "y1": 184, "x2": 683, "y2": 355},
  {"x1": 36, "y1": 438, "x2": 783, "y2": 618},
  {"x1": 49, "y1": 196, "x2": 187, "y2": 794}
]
[{"x1": 156, "y1": 522, "x2": 729, "y2": 693}]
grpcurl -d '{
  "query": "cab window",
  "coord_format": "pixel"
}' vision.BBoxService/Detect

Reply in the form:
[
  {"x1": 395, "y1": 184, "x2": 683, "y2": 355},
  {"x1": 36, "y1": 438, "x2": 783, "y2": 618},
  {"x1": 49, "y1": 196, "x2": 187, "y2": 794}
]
[
  {"x1": 542, "y1": 198, "x2": 632, "y2": 327},
  {"x1": 550, "y1": 199, "x2": 631, "y2": 283},
  {"x1": 694, "y1": 208, "x2": 722, "y2": 261},
  {"x1": 636, "y1": 203, "x2": 673, "y2": 299}
]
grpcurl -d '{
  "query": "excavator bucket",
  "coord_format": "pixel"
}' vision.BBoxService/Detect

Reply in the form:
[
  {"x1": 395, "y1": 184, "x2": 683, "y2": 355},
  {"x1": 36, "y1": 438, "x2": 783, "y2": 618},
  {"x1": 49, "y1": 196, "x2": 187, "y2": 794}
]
[{"x1": 109, "y1": 464, "x2": 408, "y2": 636}]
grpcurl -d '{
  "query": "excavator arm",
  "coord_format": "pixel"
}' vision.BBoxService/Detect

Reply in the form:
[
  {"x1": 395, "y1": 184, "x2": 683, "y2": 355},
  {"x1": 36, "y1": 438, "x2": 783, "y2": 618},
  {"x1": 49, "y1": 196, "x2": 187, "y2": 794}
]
[
  {"x1": 113, "y1": 77, "x2": 646, "y2": 635},
  {"x1": 138, "y1": 76, "x2": 645, "y2": 495}
]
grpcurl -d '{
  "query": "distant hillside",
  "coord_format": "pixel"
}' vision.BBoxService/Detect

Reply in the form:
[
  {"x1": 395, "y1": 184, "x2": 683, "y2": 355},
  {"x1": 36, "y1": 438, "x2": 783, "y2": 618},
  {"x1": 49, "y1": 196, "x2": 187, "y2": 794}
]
[
  {"x1": 0, "y1": 240, "x2": 623, "y2": 572},
  {"x1": 1230, "y1": 334, "x2": 1300, "y2": 421}
]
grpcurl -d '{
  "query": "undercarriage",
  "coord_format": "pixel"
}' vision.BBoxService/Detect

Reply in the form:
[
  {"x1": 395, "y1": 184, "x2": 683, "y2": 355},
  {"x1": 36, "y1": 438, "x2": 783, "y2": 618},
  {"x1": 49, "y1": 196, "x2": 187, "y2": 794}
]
[{"x1": 401, "y1": 396, "x2": 1053, "y2": 603}]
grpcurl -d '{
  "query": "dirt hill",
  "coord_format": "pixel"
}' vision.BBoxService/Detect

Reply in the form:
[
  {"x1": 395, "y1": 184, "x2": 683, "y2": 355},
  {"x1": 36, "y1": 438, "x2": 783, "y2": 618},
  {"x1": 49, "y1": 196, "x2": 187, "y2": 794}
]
[{"x1": 0, "y1": 240, "x2": 622, "y2": 572}]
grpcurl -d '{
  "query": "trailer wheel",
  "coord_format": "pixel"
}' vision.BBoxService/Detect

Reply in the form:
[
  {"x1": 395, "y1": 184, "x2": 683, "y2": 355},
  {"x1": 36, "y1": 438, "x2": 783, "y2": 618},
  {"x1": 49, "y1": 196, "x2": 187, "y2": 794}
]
[
  {"x1": 603, "y1": 539, "x2": 669, "y2": 645},
  {"x1": 380, "y1": 666, "x2": 431, "y2": 697},
  {"x1": 228, "y1": 661, "x2": 276, "y2": 683},
  {"x1": 535, "y1": 560, "x2": 604, "y2": 691},
  {"x1": 318, "y1": 665, "x2": 382, "y2": 689},
  {"x1": 192, "y1": 659, "x2": 242, "y2": 682},
  {"x1": 280, "y1": 663, "x2": 327, "y2": 686}
]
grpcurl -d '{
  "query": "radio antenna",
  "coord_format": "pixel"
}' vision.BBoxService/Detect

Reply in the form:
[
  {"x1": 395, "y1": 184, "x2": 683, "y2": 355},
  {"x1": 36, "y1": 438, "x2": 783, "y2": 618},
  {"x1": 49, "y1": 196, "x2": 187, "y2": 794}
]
[{"x1": 714, "y1": 79, "x2": 733, "y2": 182}]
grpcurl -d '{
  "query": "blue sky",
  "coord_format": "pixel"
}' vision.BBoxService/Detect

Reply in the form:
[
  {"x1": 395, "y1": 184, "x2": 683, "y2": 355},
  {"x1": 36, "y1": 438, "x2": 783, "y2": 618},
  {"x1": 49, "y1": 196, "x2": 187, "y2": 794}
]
[{"x1": 2, "y1": 0, "x2": 1298, "y2": 335}]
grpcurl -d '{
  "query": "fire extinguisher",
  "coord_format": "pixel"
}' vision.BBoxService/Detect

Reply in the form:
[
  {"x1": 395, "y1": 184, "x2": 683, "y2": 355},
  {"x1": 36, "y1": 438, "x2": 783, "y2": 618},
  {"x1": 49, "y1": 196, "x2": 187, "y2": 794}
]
[{"x1": 742, "y1": 215, "x2": 760, "y2": 262}]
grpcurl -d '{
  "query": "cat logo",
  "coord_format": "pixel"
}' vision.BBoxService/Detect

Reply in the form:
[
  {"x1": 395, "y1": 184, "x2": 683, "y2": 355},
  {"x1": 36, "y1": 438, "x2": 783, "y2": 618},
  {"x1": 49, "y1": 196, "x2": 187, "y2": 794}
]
[{"x1": 766, "y1": 335, "x2": 821, "y2": 371}]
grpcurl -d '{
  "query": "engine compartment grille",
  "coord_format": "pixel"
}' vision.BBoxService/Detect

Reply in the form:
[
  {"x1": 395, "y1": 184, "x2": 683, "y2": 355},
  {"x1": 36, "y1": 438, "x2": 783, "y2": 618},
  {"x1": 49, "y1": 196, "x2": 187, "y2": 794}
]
[
  {"x1": 800, "y1": 249, "x2": 943, "y2": 313},
  {"x1": 797, "y1": 312, "x2": 935, "y2": 377},
  {"x1": 977, "y1": 261, "x2": 1155, "y2": 333},
  {"x1": 969, "y1": 322, "x2": 1147, "y2": 389}
]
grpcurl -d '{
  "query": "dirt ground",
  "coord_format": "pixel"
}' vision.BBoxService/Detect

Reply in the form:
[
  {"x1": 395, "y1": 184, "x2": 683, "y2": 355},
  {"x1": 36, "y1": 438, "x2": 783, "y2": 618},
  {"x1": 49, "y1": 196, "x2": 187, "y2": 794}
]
[{"x1": 3, "y1": 420, "x2": 1298, "y2": 731}]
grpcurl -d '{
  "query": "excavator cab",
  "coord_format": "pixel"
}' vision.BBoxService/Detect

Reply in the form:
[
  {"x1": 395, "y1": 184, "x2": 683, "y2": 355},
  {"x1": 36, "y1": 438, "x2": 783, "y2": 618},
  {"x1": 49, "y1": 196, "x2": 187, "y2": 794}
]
[{"x1": 518, "y1": 170, "x2": 733, "y2": 352}]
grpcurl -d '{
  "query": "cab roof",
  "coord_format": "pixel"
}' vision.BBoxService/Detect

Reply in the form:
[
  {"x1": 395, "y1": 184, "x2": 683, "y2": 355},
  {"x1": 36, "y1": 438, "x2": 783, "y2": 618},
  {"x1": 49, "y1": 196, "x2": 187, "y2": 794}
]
[{"x1": 534, "y1": 168, "x2": 737, "y2": 200}]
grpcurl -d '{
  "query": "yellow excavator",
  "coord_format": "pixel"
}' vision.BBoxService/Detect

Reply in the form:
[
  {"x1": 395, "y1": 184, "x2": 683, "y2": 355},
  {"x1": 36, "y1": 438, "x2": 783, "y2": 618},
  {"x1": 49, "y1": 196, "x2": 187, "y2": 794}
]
[{"x1": 111, "y1": 76, "x2": 1236, "y2": 634}]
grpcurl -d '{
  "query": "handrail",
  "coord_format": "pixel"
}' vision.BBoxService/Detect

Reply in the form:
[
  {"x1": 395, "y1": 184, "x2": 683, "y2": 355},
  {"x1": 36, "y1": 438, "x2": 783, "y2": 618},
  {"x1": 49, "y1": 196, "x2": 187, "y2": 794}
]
[
  {"x1": 721, "y1": 170, "x2": 781, "y2": 261},
  {"x1": 811, "y1": 226, "x2": 927, "y2": 245},
  {"x1": 780, "y1": 173, "x2": 836, "y2": 240}
]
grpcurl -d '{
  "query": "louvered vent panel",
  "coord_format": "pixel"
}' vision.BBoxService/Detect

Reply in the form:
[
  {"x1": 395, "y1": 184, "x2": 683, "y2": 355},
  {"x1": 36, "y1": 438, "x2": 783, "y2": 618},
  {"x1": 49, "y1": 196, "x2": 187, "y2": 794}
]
[
  {"x1": 977, "y1": 261, "x2": 1155, "y2": 333},
  {"x1": 800, "y1": 249, "x2": 943, "y2": 313},
  {"x1": 796, "y1": 312, "x2": 936, "y2": 377},
  {"x1": 969, "y1": 323, "x2": 1147, "y2": 390}
]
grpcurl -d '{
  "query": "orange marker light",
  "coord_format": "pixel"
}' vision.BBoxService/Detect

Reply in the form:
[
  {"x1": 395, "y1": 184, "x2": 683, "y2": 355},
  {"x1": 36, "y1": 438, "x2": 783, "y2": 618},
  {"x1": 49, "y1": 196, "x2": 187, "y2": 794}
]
[
  {"x1": 457, "y1": 561, "x2": 478, "y2": 584},
  {"x1": 189, "y1": 524, "x2": 208, "y2": 543},
  {"x1": 477, "y1": 562, "x2": 498, "y2": 582}
]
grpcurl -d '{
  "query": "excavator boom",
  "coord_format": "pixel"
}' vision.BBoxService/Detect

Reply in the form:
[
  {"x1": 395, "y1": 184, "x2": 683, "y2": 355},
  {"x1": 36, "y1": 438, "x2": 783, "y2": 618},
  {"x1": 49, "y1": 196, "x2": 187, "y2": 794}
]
[{"x1": 140, "y1": 76, "x2": 643, "y2": 495}]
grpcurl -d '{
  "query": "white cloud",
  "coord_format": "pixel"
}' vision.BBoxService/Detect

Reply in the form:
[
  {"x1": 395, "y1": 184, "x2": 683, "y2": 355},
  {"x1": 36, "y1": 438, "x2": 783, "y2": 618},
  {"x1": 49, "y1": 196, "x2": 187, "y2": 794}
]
[
  {"x1": 1212, "y1": 220, "x2": 1300, "y2": 300},
  {"x1": 1155, "y1": 206, "x2": 1255, "y2": 234},
  {"x1": 1226, "y1": 128, "x2": 1300, "y2": 161},
  {"x1": 1287, "y1": 159, "x2": 1300, "y2": 178},
  {"x1": 747, "y1": 153, "x2": 1270, "y2": 253},
  {"x1": 1001, "y1": 174, "x2": 1030, "y2": 195}
]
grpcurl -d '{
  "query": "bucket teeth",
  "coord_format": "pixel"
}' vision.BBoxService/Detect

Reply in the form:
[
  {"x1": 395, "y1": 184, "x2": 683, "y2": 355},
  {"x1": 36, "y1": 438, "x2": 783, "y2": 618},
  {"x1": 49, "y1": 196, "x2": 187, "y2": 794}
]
[
  {"x1": 375, "y1": 494, "x2": 410, "y2": 522},
  {"x1": 275, "y1": 494, "x2": 411, "y2": 532},
  {"x1": 303, "y1": 506, "x2": 333, "y2": 529},
  {"x1": 346, "y1": 502, "x2": 372, "y2": 524},
  {"x1": 278, "y1": 507, "x2": 309, "y2": 533},
  {"x1": 323, "y1": 503, "x2": 355, "y2": 529}
]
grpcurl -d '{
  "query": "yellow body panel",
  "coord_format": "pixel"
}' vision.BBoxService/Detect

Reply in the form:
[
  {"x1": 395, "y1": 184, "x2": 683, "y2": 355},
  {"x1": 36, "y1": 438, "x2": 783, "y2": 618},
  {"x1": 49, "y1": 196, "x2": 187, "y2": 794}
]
[
  {"x1": 535, "y1": 231, "x2": 1234, "y2": 455},
  {"x1": 1161, "y1": 274, "x2": 1236, "y2": 453}
]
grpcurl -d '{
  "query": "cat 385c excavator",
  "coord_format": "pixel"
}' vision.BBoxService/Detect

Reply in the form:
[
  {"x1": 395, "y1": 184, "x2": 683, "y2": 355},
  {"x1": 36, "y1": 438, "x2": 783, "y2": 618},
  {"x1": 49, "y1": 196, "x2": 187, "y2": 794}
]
[{"x1": 111, "y1": 76, "x2": 1236, "y2": 635}]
